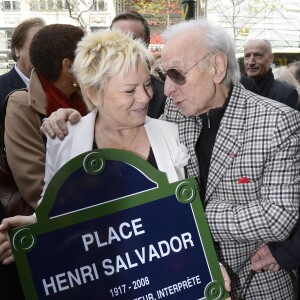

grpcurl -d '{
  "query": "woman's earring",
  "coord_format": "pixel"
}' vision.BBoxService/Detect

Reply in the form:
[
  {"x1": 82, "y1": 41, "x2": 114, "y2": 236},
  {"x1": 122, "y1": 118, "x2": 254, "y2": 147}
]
[{"x1": 73, "y1": 82, "x2": 78, "y2": 88}]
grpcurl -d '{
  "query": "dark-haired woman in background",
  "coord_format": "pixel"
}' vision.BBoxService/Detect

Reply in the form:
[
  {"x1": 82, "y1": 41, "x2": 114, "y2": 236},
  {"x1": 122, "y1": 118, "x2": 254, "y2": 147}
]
[{"x1": 4, "y1": 24, "x2": 87, "y2": 211}]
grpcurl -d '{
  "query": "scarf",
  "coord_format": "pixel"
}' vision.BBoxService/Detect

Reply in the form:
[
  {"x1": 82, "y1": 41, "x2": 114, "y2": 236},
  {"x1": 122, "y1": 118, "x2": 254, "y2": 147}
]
[
  {"x1": 39, "y1": 75, "x2": 87, "y2": 117},
  {"x1": 255, "y1": 68, "x2": 274, "y2": 98}
]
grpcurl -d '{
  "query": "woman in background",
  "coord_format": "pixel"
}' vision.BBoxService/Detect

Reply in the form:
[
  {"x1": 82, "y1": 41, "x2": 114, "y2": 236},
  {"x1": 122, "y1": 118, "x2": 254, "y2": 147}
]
[{"x1": 4, "y1": 24, "x2": 87, "y2": 210}]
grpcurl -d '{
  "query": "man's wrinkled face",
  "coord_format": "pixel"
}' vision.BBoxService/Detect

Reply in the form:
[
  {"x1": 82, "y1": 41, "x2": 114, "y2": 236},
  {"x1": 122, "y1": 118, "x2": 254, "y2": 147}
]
[
  {"x1": 244, "y1": 40, "x2": 274, "y2": 80},
  {"x1": 161, "y1": 33, "x2": 221, "y2": 117}
]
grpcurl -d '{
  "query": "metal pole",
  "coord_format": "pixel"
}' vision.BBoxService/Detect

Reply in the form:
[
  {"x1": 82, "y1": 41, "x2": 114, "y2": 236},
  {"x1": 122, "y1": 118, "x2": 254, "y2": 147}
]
[{"x1": 181, "y1": 0, "x2": 195, "y2": 21}]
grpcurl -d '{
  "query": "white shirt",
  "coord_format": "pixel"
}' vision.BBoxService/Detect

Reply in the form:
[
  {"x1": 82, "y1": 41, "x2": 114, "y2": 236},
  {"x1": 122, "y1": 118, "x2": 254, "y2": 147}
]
[{"x1": 14, "y1": 65, "x2": 30, "y2": 87}]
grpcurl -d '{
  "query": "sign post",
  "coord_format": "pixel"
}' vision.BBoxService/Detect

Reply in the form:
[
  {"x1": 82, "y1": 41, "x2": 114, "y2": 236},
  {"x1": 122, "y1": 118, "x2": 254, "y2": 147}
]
[{"x1": 10, "y1": 149, "x2": 227, "y2": 300}]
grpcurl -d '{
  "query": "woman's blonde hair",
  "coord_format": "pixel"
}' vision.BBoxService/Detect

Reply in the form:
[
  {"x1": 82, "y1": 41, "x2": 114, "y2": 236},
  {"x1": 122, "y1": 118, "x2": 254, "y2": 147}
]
[{"x1": 72, "y1": 30, "x2": 153, "y2": 110}]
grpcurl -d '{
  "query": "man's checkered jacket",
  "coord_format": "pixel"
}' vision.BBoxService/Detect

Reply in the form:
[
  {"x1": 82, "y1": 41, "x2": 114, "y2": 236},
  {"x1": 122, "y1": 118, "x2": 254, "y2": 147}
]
[{"x1": 161, "y1": 82, "x2": 300, "y2": 299}]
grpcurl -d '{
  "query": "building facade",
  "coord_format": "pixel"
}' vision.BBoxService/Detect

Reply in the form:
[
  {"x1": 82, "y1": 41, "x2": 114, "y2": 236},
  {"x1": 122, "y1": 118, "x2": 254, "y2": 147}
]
[
  {"x1": 0, "y1": 0, "x2": 120, "y2": 71},
  {"x1": 0, "y1": 0, "x2": 299, "y2": 72}
]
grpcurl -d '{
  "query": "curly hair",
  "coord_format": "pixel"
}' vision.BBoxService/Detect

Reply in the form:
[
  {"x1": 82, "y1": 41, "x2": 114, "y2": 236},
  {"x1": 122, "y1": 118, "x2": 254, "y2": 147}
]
[
  {"x1": 73, "y1": 30, "x2": 153, "y2": 110},
  {"x1": 29, "y1": 24, "x2": 84, "y2": 81}
]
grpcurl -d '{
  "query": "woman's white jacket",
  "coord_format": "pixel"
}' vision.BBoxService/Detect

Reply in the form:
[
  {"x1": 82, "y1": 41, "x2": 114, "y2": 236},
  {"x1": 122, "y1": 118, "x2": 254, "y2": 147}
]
[{"x1": 42, "y1": 110, "x2": 186, "y2": 201}]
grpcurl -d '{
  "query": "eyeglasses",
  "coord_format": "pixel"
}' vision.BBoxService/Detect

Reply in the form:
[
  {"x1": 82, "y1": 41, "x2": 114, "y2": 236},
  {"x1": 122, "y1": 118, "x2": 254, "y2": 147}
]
[{"x1": 159, "y1": 53, "x2": 212, "y2": 85}]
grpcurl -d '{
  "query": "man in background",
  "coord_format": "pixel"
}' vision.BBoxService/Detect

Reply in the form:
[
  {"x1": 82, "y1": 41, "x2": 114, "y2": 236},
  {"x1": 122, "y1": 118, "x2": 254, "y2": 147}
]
[
  {"x1": 244, "y1": 39, "x2": 298, "y2": 109},
  {"x1": 0, "y1": 17, "x2": 45, "y2": 121},
  {"x1": 111, "y1": 11, "x2": 166, "y2": 119}
]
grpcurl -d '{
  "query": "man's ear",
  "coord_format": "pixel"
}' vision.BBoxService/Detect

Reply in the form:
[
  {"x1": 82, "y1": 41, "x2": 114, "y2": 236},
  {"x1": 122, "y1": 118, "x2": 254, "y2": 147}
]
[
  {"x1": 269, "y1": 53, "x2": 274, "y2": 65},
  {"x1": 212, "y1": 53, "x2": 228, "y2": 84},
  {"x1": 14, "y1": 47, "x2": 20, "y2": 59}
]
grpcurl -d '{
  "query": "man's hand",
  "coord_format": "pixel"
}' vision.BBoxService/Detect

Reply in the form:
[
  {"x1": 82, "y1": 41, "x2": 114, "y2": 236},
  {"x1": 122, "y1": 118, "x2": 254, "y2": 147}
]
[
  {"x1": 0, "y1": 215, "x2": 37, "y2": 264},
  {"x1": 251, "y1": 244, "x2": 281, "y2": 272},
  {"x1": 40, "y1": 108, "x2": 82, "y2": 140}
]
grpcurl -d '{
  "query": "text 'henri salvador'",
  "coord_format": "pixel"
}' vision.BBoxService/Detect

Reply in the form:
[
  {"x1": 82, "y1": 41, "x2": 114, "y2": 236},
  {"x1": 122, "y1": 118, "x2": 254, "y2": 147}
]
[{"x1": 42, "y1": 218, "x2": 195, "y2": 296}]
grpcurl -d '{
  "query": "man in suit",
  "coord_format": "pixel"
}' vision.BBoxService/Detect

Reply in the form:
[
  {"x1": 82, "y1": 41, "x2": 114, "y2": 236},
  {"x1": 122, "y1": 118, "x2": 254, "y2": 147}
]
[
  {"x1": 243, "y1": 39, "x2": 298, "y2": 109},
  {"x1": 110, "y1": 11, "x2": 166, "y2": 119},
  {"x1": 0, "y1": 17, "x2": 45, "y2": 122}
]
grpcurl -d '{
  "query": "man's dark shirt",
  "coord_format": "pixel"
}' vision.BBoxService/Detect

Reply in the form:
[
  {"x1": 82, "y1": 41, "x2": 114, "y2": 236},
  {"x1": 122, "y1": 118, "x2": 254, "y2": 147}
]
[
  {"x1": 148, "y1": 75, "x2": 166, "y2": 119},
  {"x1": 252, "y1": 69, "x2": 298, "y2": 110},
  {"x1": 195, "y1": 87, "x2": 232, "y2": 202}
]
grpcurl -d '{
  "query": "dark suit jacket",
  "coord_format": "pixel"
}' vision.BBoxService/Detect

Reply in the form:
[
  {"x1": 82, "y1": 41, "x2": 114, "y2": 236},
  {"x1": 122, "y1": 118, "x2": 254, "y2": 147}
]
[
  {"x1": 267, "y1": 79, "x2": 298, "y2": 110},
  {"x1": 240, "y1": 76, "x2": 258, "y2": 93},
  {"x1": 0, "y1": 67, "x2": 26, "y2": 122},
  {"x1": 147, "y1": 75, "x2": 166, "y2": 119},
  {"x1": 269, "y1": 217, "x2": 300, "y2": 270}
]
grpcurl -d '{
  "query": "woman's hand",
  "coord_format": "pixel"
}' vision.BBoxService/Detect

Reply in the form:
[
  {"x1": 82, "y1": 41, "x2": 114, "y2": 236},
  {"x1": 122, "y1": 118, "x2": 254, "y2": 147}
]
[
  {"x1": 0, "y1": 215, "x2": 37, "y2": 264},
  {"x1": 220, "y1": 264, "x2": 231, "y2": 299}
]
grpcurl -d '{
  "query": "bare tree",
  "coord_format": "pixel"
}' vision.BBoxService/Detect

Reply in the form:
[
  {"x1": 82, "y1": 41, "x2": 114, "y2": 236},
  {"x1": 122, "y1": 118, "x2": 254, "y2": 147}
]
[
  {"x1": 209, "y1": 0, "x2": 282, "y2": 41},
  {"x1": 65, "y1": 0, "x2": 97, "y2": 33}
]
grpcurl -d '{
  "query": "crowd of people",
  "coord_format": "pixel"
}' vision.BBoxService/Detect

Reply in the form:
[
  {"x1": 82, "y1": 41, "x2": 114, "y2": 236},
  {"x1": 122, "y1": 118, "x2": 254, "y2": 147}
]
[{"x1": 0, "y1": 11, "x2": 300, "y2": 300}]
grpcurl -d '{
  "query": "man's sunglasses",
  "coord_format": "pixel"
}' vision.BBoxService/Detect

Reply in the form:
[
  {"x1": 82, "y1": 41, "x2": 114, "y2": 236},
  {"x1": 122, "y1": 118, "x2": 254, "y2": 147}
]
[{"x1": 157, "y1": 53, "x2": 212, "y2": 85}]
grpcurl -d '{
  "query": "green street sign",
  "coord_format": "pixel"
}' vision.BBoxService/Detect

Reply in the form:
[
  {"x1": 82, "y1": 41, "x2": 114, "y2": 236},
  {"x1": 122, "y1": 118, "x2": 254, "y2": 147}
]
[{"x1": 10, "y1": 149, "x2": 227, "y2": 300}]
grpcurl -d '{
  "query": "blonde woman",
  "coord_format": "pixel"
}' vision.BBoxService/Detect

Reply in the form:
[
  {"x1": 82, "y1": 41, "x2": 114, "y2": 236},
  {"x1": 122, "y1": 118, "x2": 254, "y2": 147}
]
[{"x1": 0, "y1": 29, "x2": 231, "y2": 296}]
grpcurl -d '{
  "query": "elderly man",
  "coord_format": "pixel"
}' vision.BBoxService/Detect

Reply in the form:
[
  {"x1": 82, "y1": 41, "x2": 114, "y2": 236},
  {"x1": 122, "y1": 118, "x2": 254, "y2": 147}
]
[
  {"x1": 244, "y1": 39, "x2": 298, "y2": 109},
  {"x1": 159, "y1": 20, "x2": 300, "y2": 298},
  {"x1": 40, "y1": 19, "x2": 300, "y2": 299}
]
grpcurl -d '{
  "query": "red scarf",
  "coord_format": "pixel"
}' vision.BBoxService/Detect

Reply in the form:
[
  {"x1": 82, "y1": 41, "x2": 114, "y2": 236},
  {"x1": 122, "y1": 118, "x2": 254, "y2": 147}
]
[{"x1": 39, "y1": 75, "x2": 87, "y2": 117}]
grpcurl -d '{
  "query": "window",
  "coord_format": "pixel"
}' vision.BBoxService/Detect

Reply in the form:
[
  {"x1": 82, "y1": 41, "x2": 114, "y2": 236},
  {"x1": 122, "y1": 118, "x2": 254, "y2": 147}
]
[
  {"x1": 30, "y1": 0, "x2": 78, "y2": 11},
  {"x1": 91, "y1": 0, "x2": 105, "y2": 11},
  {"x1": 3, "y1": 0, "x2": 19, "y2": 10}
]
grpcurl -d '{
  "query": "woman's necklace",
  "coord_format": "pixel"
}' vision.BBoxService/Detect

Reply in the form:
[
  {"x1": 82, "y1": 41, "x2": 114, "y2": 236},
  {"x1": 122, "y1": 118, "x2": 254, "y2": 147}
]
[{"x1": 97, "y1": 124, "x2": 141, "y2": 151}]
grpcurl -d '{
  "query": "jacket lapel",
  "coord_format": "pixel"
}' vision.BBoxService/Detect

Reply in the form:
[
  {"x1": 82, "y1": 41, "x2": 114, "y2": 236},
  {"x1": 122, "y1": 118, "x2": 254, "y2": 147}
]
[
  {"x1": 205, "y1": 84, "x2": 246, "y2": 202},
  {"x1": 205, "y1": 127, "x2": 242, "y2": 202},
  {"x1": 145, "y1": 117, "x2": 180, "y2": 182}
]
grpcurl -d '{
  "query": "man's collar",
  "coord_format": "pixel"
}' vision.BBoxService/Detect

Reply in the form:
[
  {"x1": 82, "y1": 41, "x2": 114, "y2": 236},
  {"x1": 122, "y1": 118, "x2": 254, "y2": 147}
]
[{"x1": 14, "y1": 65, "x2": 30, "y2": 87}]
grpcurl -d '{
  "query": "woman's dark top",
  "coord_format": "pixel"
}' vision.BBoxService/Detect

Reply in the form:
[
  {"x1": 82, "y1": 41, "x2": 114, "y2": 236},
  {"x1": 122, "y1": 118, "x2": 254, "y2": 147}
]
[{"x1": 93, "y1": 141, "x2": 158, "y2": 169}]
